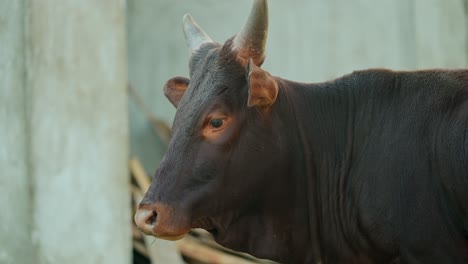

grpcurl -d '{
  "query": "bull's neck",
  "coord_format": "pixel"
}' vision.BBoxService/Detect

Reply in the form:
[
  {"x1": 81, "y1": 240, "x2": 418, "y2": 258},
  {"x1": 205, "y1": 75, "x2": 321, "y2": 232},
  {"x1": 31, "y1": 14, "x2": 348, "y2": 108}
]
[{"x1": 274, "y1": 77, "x2": 356, "y2": 263}]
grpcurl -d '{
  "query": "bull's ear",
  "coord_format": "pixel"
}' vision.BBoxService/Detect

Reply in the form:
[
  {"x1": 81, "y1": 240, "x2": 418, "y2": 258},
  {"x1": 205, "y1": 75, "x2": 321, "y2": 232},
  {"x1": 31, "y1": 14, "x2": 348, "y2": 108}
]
[
  {"x1": 164, "y1": 76, "x2": 190, "y2": 108},
  {"x1": 247, "y1": 59, "x2": 278, "y2": 108}
]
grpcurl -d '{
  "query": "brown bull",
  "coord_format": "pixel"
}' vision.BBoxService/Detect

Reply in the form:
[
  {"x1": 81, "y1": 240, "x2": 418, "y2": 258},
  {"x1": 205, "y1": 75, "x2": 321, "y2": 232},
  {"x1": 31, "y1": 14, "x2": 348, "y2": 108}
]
[{"x1": 135, "y1": 1, "x2": 468, "y2": 263}]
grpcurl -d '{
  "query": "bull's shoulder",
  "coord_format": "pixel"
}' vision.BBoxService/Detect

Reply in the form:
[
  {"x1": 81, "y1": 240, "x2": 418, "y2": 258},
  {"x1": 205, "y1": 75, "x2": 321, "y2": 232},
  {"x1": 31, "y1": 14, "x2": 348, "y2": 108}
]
[
  {"x1": 337, "y1": 68, "x2": 468, "y2": 103},
  {"x1": 341, "y1": 68, "x2": 468, "y2": 84}
]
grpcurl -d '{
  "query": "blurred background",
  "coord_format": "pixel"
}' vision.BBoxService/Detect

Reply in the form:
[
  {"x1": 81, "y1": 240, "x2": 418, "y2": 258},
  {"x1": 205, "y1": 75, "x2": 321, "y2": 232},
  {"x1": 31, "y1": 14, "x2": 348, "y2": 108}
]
[{"x1": 1, "y1": 0, "x2": 467, "y2": 263}]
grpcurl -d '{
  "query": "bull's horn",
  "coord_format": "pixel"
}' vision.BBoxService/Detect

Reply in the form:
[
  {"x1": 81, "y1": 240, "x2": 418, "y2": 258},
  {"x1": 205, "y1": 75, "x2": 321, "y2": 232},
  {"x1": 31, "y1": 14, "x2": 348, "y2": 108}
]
[
  {"x1": 183, "y1": 14, "x2": 213, "y2": 52},
  {"x1": 232, "y1": 0, "x2": 269, "y2": 66}
]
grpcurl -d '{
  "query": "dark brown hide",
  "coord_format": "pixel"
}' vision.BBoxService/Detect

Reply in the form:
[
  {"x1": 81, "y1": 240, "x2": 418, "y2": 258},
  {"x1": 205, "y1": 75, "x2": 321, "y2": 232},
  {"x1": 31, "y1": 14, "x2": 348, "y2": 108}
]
[{"x1": 135, "y1": 1, "x2": 468, "y2": 263}]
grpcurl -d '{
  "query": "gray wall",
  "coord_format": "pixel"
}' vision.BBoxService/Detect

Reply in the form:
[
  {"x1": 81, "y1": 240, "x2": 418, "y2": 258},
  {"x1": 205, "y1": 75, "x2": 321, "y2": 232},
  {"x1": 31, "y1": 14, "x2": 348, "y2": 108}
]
[
  {"x1": 128, "y1": 0, "x2": 467, "y2": 173},
  {"x1": 1, "y1": 1, "x2": 131, "y2": 263}
]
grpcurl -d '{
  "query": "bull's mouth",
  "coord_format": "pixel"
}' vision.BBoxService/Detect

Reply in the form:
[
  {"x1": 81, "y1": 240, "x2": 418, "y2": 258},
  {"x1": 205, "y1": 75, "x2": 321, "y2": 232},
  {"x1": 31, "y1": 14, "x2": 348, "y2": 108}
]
[
  {"x1": 154, "y1": 233, "x2": 187, "y2": 241},
  {"x1": 151, "y1": 218, "x2": 191, "y2": 241},
  {"x1": 153, "y1": 217, "x2": 220, "y2": 241},
  {"x1": 147, "y1": 222, "x2": 191, "y2": 241},
  {"x1": 143, "y1": 217, "x2": 190, "y2": 240}
]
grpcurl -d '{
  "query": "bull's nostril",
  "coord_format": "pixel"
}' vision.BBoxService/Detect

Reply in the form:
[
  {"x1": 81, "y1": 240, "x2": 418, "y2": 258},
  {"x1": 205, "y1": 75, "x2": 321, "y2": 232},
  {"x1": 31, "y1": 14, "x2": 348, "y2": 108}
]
[
  {"x1": 146, "y1": 211, "x2": 157, "y2": 226},
  {"x1": 134, "y1": 209, "x2": 158, "y2": 235}
]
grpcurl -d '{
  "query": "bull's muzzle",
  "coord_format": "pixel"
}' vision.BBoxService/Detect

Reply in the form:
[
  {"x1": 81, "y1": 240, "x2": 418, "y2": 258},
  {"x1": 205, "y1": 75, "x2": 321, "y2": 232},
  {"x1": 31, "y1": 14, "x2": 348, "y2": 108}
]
[{"x1": 134, "y1": 202, "x2": 190, "y2": 241}]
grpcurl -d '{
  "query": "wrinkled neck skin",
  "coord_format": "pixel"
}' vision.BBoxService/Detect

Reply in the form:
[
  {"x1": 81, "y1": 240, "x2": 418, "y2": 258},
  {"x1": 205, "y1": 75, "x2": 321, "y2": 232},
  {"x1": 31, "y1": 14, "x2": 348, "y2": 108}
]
[
  {"x1": 210, "y1": 77, "x2": 358, "y2": 264},
  {"x1": 277, "y1": 78, "x2": 357, "y2": 264}
]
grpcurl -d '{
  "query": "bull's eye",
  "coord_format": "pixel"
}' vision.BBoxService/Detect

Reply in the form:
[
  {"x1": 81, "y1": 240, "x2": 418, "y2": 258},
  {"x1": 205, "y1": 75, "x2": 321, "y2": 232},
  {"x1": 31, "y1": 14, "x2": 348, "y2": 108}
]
[
  {"x1": 203, "y1": 114, "x2": 231, "y2": 140},
  {"x1": 210, "y1": 119, "x2": 223, "y2": 128}
]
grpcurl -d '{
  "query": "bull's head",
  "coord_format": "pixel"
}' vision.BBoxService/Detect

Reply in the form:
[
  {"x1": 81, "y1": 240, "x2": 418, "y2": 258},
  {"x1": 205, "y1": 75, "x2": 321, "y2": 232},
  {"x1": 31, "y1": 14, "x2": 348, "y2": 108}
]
[{"x1": 135, "y1": 0, "x2": 298, "y2": 259}]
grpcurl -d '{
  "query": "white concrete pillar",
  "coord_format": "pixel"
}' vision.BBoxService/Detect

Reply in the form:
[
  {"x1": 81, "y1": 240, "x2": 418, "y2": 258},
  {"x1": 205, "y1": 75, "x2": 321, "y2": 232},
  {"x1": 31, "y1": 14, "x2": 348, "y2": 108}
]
[
  {"x1": 26, "y1": 1, "x2": 131, "y2": 263},
  {"x1": 0, "y1": 1, "x2": 35, "y2": 263}
]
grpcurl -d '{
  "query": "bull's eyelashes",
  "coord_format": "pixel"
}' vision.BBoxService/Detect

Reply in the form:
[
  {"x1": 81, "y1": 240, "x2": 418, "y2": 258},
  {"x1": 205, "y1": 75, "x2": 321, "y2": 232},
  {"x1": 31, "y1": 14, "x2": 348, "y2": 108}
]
[{"x1": 202, "y1": 114, "x2": 232, "y2": 140}]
